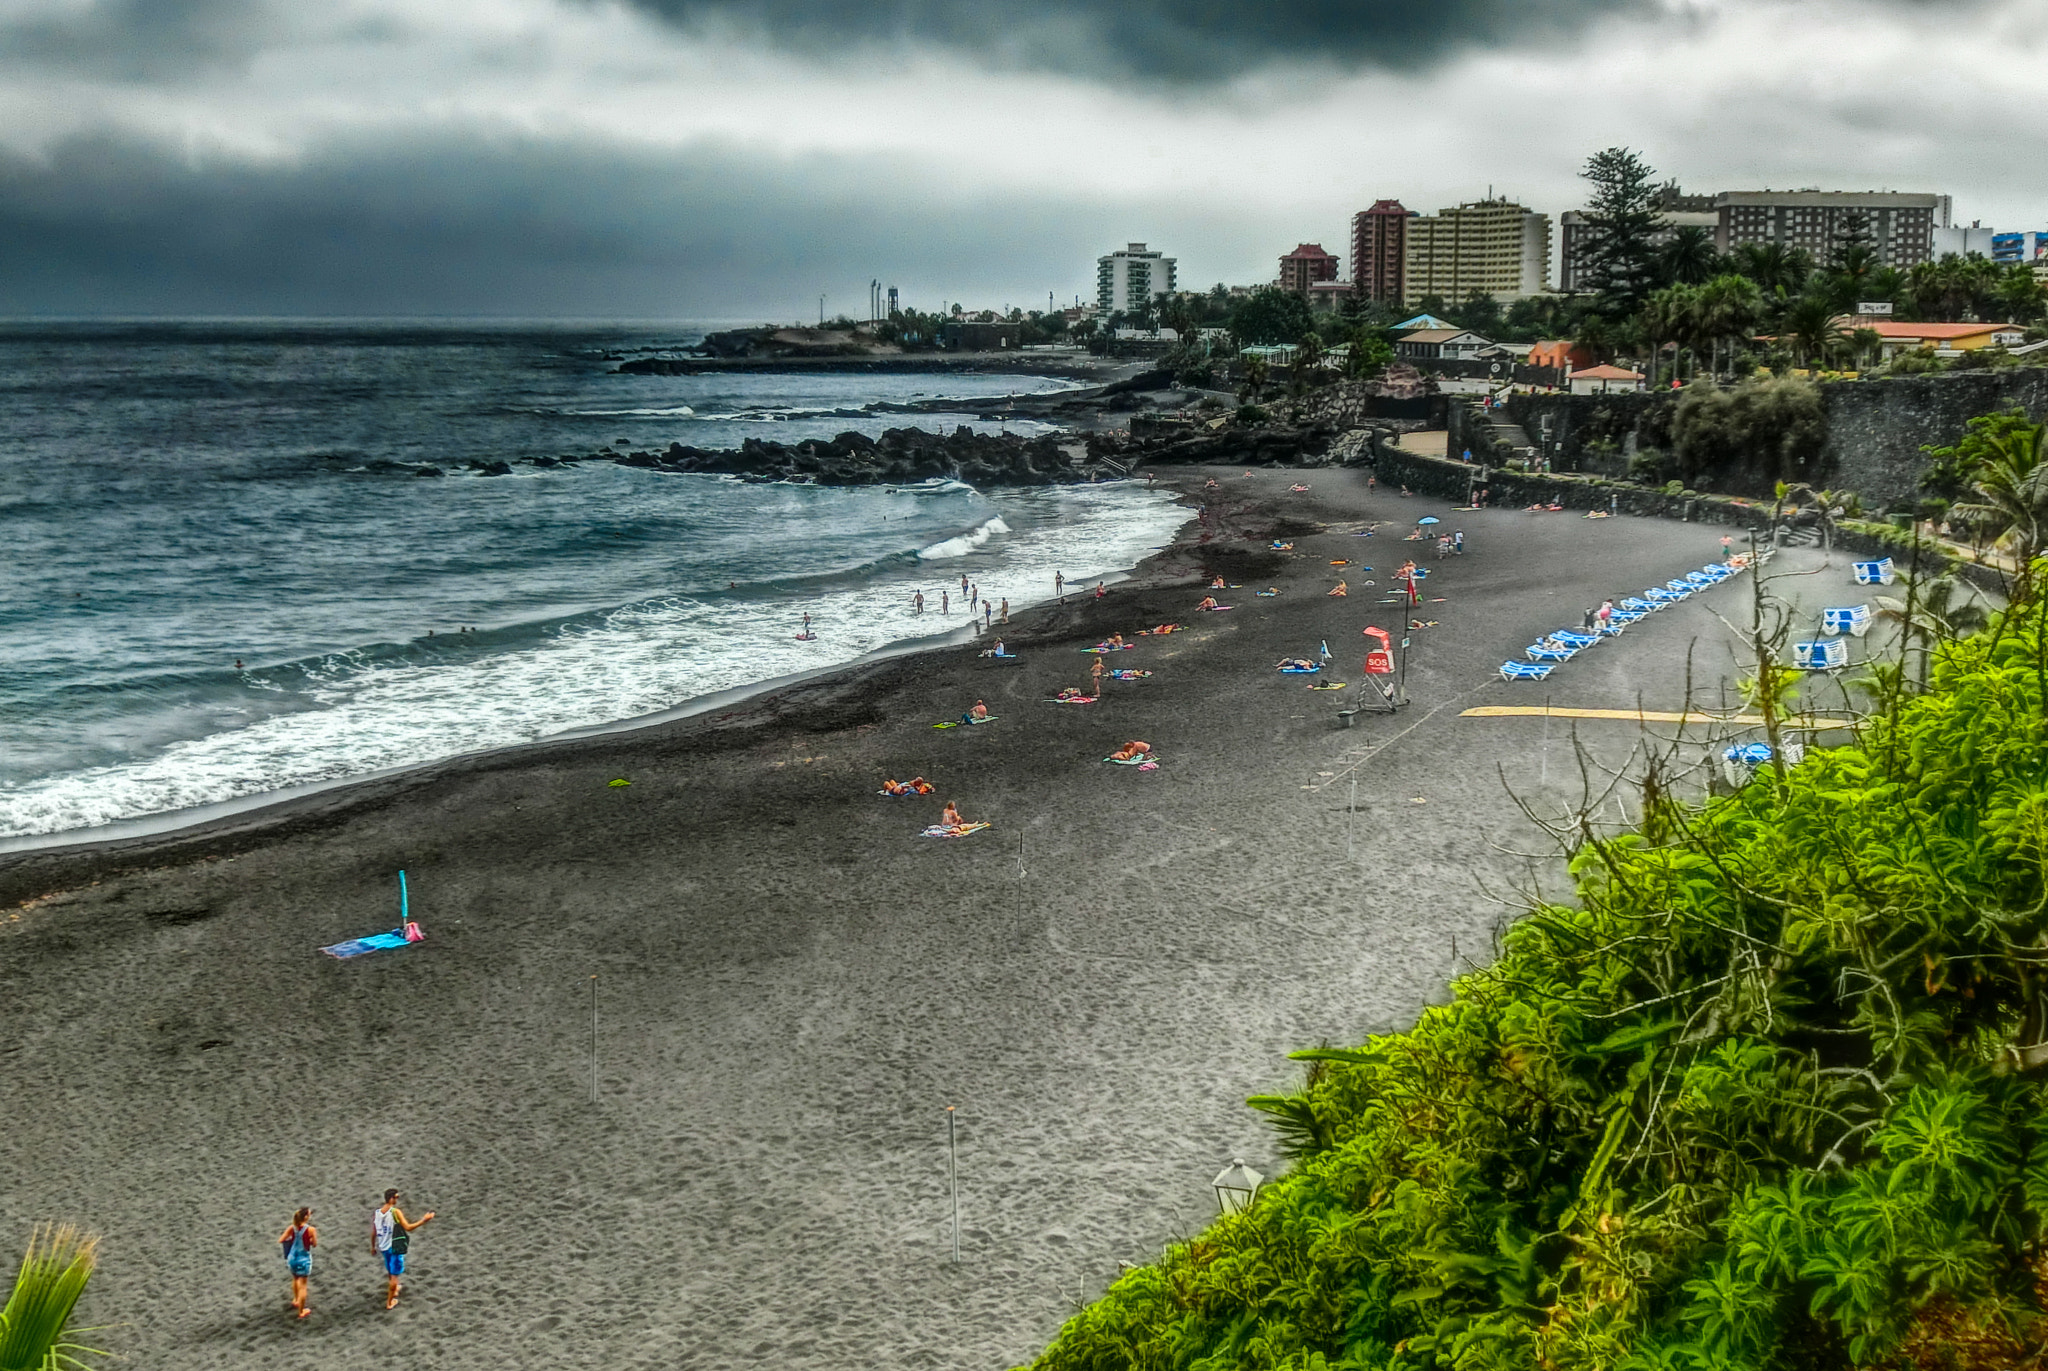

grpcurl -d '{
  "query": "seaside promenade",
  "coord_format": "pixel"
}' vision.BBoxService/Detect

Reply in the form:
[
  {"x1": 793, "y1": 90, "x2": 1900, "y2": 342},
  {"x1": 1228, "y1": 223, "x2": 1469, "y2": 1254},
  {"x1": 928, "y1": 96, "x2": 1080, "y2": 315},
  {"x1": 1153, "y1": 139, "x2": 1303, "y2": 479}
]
[{"x1": 0, "y1": 468, "x2": 1848, "y2": 1368}]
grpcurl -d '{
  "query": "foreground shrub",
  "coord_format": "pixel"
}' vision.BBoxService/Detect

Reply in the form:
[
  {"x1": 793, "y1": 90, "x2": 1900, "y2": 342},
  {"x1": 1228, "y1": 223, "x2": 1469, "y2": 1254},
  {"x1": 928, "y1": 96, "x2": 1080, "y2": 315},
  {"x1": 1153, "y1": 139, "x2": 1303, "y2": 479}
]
[{"x1": 1031, "y1": 570, "x2": 2048, "y2": 1371}]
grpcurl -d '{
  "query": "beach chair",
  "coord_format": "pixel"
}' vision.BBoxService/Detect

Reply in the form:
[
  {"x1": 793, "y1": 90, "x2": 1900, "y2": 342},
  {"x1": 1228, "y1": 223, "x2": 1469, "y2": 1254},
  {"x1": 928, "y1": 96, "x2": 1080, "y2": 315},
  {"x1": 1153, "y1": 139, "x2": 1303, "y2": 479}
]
[
  {"x1": 1822, "y1": 604, "x2": 1872, "y2": 638},
  {"x1": 1596, "y1": 622, "x2": 1627, "y2": 637},
  {"x1": 1645, "y1": 587, "x2": 1683, "y2": 605},
  {"x1": 1664, "y1": 579, "x2": 1697, "y2": 597},
  {"x1": 1527, "y1": 642, "x2": 1579, "y2": 663},
  {"x1": 1793, "y1": 638, "x2": 1850, "y2": 671},
  {"x1": 1550, "y1": 629, "x2": 1600, "y2": 648},
  {"x1": 1684, "y1": 571, "x2": 1715, "y2": 590},
  {"x1": 1608, "y1": 608, "x2": 1648, "y2": 625},
  {"x1": 1619, "y1": 596, "x2": 1657, "y2": 614},
  {"x1": 1698, "y1": 564, "x2": 1734, "y2": 583},
  {"x1": 1500, "y1": 661, "x2": 1555, "y2": 681},
  {"x1": 1853, "y1": 558, "x2": 1896, "y2": 586}
]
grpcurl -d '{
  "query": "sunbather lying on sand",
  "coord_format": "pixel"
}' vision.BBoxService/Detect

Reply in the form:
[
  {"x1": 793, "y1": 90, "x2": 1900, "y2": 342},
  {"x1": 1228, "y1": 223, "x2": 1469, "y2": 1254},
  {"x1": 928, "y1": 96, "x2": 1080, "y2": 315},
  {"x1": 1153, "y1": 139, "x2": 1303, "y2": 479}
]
[
  {"x1": 1277, "y1": 657, "x2": 1316, "y2": 671},
  {"x1": 1270, "y1": 541, "x2": 1294, "y2": 550},
  {"x1": 1055, "y1": 687, "x2": 1095, "y2": 702},
  {"x1": 1328, "y1": 582, "x2": 1348, "y2": 597},
  {"x1": 1137, "y1": 623, "x2": 1182, "y2": 635},
  {"x1": 1107, "y1": 741, "x2": 1152, "y2": 762},
  {"x1": 882, "y1": 777, "x2": 937, "y2": 796}
]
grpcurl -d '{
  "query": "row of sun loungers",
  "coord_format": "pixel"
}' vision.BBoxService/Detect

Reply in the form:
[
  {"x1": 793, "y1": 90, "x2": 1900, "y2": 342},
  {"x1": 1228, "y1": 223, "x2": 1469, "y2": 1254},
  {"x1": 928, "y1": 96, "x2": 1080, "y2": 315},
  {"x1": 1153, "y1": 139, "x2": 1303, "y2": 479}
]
[{"x1": 1498, "y1": 561, "x2": 1740, "y2": 682}]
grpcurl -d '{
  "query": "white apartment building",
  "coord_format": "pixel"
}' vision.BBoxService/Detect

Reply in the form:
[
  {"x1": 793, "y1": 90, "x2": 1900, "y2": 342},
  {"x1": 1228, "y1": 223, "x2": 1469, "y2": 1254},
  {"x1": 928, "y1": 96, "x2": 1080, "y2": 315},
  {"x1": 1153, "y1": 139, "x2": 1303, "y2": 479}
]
[{"x1": 1096, "y1": 243, "x2": 1178, "y2": 314}]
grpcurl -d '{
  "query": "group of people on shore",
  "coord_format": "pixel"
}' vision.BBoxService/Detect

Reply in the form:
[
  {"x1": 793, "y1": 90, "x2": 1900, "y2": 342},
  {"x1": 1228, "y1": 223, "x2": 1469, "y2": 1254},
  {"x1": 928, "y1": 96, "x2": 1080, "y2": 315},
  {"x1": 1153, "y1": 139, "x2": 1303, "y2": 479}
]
[
  {"x1": 909, "y1": 575, "x2": 1010, "y2": 632},
  {"x1": 276, "y1": 1189, "x2": 435, "y2": 1319}
]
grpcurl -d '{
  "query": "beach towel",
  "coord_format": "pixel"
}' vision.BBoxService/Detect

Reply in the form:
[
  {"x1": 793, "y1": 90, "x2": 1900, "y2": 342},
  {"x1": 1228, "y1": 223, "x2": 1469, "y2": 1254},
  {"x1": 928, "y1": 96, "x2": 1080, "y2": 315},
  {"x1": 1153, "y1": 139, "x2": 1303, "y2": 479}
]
[
  {"x1": 1104, "y1": 755, "x2": 1156, "y2": 766},
  {"x1": 1278, "y1": 664, "x2": 1320, "y2": 674},
  {"x1": 1500, "y1": 661, "x2": 1555, "y2": 681},
  {"x1": 1329, "y1": 559, "x2": 1348, "y2": 566},
  {"x1": 1137, "y1": 625, "x2": 1183, "y2": 635},
  {"x1": 1198, "y1": 605, "x2": 1234, "y2": 612},
  {"x1": 320, "y1": 930, "x2": 414, "y2": 960},
  {"x1": 921, "y1": 822, "x2": 991, "y2": 839},
  {"x1": 1108, "y1": 670, "x2": 1151, "y2": 680},
  {"x1": 1082, "y1": 643, "x2": 1136, "y2": 652},
  {"x1": 1289, "y1": 484, "x2": 1310, "y2": 492},
  {"x1": 1306, "y1": 681, "x2": 1347, "y2": 690},
  {"x1": 1270, "y1": 541, "x2": 1294, "y2": 550},
  {"x1": 1050, "y1": 695, "x2": 1099, "y2": 704},
  {"x1": 1256, "y1": 589, "x2": 1280, "y2": 597},
  {"x1": 932, "y1": 715, "x2": 1000, "y2": 728}
]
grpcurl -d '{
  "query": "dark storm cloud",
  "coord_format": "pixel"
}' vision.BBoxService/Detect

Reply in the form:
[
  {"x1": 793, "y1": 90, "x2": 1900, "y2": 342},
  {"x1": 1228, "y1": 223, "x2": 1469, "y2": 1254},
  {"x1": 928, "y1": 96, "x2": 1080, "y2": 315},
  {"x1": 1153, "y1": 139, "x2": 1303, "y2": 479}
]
[
  {"x1": 624, "y1": 0, "x2": 1663, "y2": 81},
  {"x1": 6, "y1": 0, "x2": 279, "y2": 80},
  {"x1": 0, "y1": 134, "x2": 1178, "y2": 317}
]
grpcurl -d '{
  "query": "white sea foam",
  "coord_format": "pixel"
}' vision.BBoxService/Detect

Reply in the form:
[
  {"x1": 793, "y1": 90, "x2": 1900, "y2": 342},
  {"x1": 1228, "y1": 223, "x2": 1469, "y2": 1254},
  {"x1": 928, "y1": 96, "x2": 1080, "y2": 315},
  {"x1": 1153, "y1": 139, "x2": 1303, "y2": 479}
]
[
  {"x1": 916, "y1": 516, "x2": 1010, "y2": 560},
  {"x1": 0, "y1": 485, "x2": 1187, "y2": 840},
  {"x1": 557, "y1": 405, "x2": 697, "y2": 417}
]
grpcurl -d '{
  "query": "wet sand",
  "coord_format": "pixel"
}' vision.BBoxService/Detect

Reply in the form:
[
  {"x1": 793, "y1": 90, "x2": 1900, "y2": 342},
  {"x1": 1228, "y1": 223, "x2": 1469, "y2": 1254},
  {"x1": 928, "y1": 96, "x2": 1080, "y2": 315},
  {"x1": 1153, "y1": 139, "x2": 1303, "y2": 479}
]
[{"x1": 0, "y1": 470, "x2": 1839, "y2": 1369}]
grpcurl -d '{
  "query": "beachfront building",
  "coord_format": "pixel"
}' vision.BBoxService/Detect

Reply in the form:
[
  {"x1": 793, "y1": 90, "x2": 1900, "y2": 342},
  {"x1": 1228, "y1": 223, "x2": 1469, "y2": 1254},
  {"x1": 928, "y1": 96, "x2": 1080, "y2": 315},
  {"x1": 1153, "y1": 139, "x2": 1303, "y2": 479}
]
[
  {"x1": 1934, "y1": 224, "x2": 1997, "y2": 259},
  {"x1": 1096, "y1": 243, "x2": 1178, "y2": 315},
  {"x1": 1718, "y1": 190, "x2": 1951, "y2": 269},
  {"x1": 1395, "y1": 328, "x2": 1492, "y2": 362},
  {"x1": 1403, "y1": 200, "x2": 1551, "y2": 305},
  {"x1": 1849, "y1": 320, "x2": 2026, "y2": 359},
  {"x1": 1993, "y1": 231, "x2": 2048, "y2": 265},
  {"x1": 1307, "y1": 280, "x2": 1357, "y2": 314},
  {"x1": 1278, "y1": 243, "x2": 1341, "y2": 295},
  {"x1": 1350, "y1": 199, "x2": 1411, "y2": 306},
  {"x1": 1569, "y1": 364, "x2": 1646, "y2": 395}
]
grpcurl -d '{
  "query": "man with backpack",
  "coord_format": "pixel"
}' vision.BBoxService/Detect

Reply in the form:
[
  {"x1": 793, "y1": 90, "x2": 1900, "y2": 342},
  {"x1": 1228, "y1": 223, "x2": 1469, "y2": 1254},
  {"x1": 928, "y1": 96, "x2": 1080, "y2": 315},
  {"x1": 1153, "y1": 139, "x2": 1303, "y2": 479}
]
[{"x1": 371, "y1": 1188, "x2": 436, "y2": 1310}]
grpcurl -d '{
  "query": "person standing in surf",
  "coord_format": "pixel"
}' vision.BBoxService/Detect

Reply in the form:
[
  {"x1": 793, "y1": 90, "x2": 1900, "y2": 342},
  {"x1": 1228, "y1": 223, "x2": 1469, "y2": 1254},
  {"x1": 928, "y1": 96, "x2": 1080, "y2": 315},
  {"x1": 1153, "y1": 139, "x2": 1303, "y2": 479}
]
[
  {"x1": 372, "y1": 1189, "x2": 436, "y2": 1310},
  {"x1": 941, "y1": 590, "x2": 949, "y2": 615},
  {"x1": 279, "y1": 1207, "x2": 317, "y2": 1319},
  {"x1": 913, "y1": 591, "x2": 925, "y2": 613},
  {"x1": 1054, "y1": 571, "x2": 1064, "y2": 601}
]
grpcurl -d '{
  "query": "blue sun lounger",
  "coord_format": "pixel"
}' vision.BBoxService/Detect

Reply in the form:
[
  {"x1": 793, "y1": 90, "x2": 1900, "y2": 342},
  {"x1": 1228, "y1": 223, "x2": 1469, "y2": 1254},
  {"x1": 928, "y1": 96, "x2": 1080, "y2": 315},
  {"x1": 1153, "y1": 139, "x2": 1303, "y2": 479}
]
[
  {"x1": 1664, "y1": 579, "x2": 1698, "y2": 597},
  {"x1": 1698, "y1": 564, "x2": 1735, "y2": 582},
  {"x1": 1794, "y1": 638, "x2": 1850, "y2": 670},
  {"x1": 1823, "y1": 604, "x2": 1872, "y2": 637},
  {"x1": 1549, "y1": 629, "x2": 1600, "y2": 648},
  {"x1": 1608, "y1": 607, "x2": 1648, "y2": 625},
  {"x1": 1619, "y1": 597, "x2": 1657, "y2": 614},
  {"x1": 1684, "y1": 571, "x2": 1716, "y2": 590},
  {"x1": 1500, "y1": 660, "x2": 1555, "y2": 681},
  {"x1": 1853, "y1": 557, "x2": 1896, "y2": 586},
  {"x1": 1645, "y1": 587, "x2": 1685, "y2": 605},
  {"x1": 1527, "y1": 642, "x2": 1578, "y2": 663},
  {"x1": 1596, "y1": 621, "x2": 1627, "y2": 637}
]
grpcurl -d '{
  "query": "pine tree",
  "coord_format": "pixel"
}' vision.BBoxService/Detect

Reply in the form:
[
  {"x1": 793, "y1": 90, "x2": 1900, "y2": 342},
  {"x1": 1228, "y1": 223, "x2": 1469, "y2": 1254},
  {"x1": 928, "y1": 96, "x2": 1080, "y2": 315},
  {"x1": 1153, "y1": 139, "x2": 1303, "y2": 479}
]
[{"x1": 1578, "y1": 147, "x2": 1663, "y2": 318}]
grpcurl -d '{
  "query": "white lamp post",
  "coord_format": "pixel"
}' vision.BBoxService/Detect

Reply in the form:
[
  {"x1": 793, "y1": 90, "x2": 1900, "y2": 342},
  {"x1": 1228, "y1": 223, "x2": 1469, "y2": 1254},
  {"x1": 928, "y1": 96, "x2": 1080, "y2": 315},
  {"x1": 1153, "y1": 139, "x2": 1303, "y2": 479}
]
[{"x1": 1212, "y1": 1159, "x2": 1264, "y2": 1215}]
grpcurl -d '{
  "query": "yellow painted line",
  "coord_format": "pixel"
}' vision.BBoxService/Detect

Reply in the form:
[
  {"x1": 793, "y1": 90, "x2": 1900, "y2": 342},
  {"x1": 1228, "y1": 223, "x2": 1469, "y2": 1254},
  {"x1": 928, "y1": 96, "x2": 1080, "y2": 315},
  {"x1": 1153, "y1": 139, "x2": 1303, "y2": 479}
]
[{"x1": 1461, "y1": 706, "x2": 1767, "y2": 725}]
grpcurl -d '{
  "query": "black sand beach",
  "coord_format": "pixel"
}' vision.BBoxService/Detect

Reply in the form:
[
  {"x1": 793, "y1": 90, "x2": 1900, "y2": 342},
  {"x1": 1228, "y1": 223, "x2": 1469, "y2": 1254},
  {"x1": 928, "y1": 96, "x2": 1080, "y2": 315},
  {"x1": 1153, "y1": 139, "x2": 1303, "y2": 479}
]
[{"x1": 0, "y1": 470, "x2": 1845, "y2": 1369}]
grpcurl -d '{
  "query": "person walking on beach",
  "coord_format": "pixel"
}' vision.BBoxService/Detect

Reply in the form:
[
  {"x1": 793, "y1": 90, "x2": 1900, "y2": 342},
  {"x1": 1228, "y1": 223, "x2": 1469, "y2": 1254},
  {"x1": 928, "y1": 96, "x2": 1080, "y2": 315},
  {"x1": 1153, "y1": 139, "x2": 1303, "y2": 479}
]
[
  {"x1": 1054, "y1": 571, "x2": 1064, "y2": 601},
  {"x1": 1453, "y1": 529, "x2": 1465, "y2": 555},
  {"x1": 999, "y1": 598, "x2": 1009, "y2": 624},
  {"x1": 279, "y1": 1207, "x2": 317, "y2": 1319},
  {"x1": 372, "y1": 1189, "x2": 435, "y2": 1310},
  {"x1": 983, "y1": 602, "x2": 992, "y2": 631},
  {"x1": 1090, "y1": 655, "x2": 1106, "y2": 695}
]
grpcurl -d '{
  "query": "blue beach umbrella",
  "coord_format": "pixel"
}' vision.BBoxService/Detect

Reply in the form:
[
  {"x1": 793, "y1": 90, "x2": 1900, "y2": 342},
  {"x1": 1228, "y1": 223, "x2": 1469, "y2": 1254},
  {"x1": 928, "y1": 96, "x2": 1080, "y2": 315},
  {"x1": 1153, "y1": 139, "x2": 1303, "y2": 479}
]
[{"x1": 1417, "y1": 516, "x2": 1440, "y2": 526}]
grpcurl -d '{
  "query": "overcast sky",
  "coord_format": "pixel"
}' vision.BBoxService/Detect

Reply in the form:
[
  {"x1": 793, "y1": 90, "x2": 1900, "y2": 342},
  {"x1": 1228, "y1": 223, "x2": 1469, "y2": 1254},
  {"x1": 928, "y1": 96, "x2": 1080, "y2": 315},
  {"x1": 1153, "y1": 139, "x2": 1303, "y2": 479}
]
[{"x1": 1, "y1": 0, "x2": 2040, "y2": 319}]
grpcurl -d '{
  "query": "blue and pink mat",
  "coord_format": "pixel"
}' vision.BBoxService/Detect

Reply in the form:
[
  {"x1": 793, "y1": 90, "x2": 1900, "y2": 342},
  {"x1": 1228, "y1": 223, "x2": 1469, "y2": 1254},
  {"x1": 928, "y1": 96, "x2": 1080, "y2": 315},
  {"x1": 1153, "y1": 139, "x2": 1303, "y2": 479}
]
[{"x1": 321, "y1": 871, "x2": 424, "y2": 959}]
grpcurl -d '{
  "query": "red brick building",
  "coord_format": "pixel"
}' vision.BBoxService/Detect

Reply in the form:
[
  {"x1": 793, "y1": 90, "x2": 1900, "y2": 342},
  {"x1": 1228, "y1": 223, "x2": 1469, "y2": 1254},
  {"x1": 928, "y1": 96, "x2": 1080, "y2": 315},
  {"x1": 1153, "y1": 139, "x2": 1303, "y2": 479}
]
[
  {"x1": 1278, "y1": 243, "x2": 1341, "y2": 295},
  {"x1": 1349, "y1": 199, "x2": 1410, "y2": 306}
]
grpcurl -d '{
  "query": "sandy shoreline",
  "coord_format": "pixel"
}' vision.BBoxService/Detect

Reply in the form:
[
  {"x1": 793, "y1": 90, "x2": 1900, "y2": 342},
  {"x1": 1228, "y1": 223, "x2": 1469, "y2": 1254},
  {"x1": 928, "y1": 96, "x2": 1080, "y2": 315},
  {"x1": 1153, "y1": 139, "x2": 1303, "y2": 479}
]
[{"x1": 0, "y1": 471, "x2": 1843, "y2": 1369}]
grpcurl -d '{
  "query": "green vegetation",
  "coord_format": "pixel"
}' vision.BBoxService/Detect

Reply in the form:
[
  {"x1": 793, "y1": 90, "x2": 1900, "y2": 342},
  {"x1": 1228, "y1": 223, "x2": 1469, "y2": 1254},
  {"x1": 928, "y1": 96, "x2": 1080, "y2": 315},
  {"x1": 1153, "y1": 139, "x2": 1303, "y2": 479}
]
[
  {"x1": 1031, "y1": 565, "x2": 2048, "y2": 1371},
  {"x1": 1670, "y1": 376, "x2": 1827, "y2": 490},
  {"x1": 1922, "y1": 411, "x2": 2048, "y2": 575},
  {"x1": 1, "y1": 1226, "x2": 107, "y2": 1371},
  {"x1": 1230, "y1": 288, "x2": 1316, "y2": 347}
]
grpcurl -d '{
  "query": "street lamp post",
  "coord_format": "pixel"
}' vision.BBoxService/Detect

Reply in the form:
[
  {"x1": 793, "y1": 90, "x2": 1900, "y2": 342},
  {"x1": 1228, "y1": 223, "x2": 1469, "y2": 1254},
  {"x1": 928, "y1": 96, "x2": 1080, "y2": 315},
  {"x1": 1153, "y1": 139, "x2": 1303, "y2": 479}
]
[{"x1": 1212, "y1": 1159, "x2": 1264, "y2": 1215}]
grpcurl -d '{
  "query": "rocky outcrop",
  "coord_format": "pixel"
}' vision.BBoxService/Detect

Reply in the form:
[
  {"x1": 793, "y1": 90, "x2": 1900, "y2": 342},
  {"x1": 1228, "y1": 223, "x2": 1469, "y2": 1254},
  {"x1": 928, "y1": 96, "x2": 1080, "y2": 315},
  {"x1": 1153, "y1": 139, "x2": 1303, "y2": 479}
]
[
  {"x1": 529, "y1": 427, "x2": 1108, "y2": 487},
  {"x1": 1085, "y1": 418, "x2": 1396, "y2": 469}
]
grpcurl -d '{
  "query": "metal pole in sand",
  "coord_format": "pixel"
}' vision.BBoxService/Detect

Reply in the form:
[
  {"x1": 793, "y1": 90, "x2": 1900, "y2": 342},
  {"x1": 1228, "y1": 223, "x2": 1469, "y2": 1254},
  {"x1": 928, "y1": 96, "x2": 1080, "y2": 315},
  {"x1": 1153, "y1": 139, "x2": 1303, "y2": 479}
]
[
  {"x1": 1540, "y1": 697, "x2": 1551, "y2": 789},
  {"x1": 590, "y1": 975, "x2": 598, "y2": 1106},
  {"x1": 947, "y1": 1106, "x2": 960, "y2": 1263},
  {"x1": 1348, "y1": 776, "x2": 1357, "y2": 862}
]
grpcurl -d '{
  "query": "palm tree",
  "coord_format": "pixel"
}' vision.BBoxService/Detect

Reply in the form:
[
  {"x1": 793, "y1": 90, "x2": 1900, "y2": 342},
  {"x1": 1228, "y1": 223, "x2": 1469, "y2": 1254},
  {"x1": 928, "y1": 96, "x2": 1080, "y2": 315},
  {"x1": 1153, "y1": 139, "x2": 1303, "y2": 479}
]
[
  {"x1": 1876, "y1": 571, "x2": 1992, "y2": 684},
  {"x1": 0, "y1": 1225, "x2": 108, "y2": 1371},
  {"x1": 1734, "y1": 242, "x2": 1812, "y2": 297},
  {"x1": 1782, "y1": 294, "x2": 1847, "y2": 369},
  {"x1": 1658, "y1": 226, "x2": 1719, "y2": 286},
  {"x1": 1693, "y1": 274, "x2": 1762, "y2": 380},
  {"x1": 1949, "y1": 416, "x2": 2048, "y2": 590},
  {"x1": 1291, "y1": 331, "x2": 1325, "y2": 395},
  {"x1": 1238, "y1": 354, "x2": 1269, "y2": 405}
]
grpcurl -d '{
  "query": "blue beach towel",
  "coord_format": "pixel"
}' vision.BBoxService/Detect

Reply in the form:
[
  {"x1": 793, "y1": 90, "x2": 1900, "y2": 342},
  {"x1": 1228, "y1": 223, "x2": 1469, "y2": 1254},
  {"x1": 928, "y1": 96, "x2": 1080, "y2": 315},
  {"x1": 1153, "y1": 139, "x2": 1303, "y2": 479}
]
[{"x1": 321, "y1": 931, "x2": 413, "y2": 960}]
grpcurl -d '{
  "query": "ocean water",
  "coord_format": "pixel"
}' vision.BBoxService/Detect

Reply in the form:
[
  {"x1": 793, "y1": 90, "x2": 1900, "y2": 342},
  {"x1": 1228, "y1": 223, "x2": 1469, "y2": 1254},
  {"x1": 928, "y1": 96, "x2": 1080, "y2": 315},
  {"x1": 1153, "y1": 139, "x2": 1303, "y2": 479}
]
[{"x1": 0, "y1": 321, "x2": 1187, "y2": 841}]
